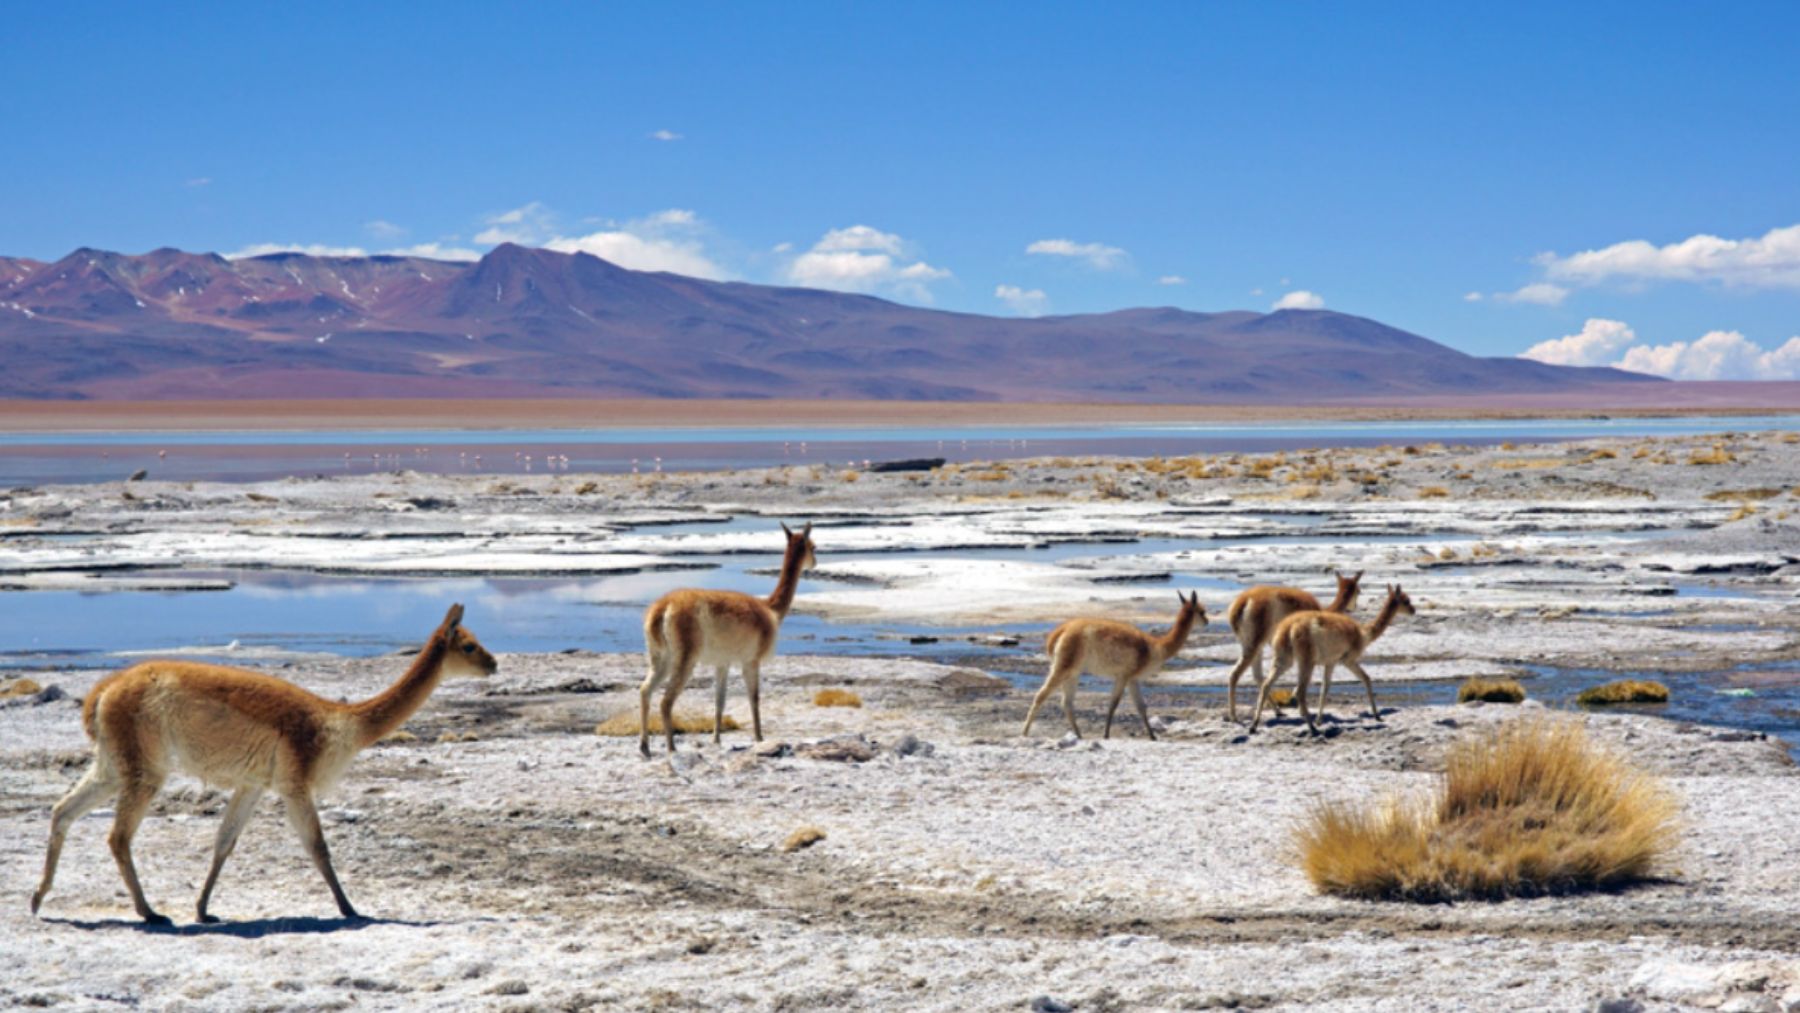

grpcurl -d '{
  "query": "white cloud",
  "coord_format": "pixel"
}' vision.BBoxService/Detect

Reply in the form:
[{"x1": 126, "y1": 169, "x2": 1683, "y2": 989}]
[
  {"x1": 185, "y1": 177, "x2": 212, "y2": 188},
  {"x1": 474, "y1": 201, "x2": 555, "y2": 245},
  {"x1": 545, "y1": 208, "x2": 728, "y2": 279},
  {"x1": 363, "y1": 219, "x2": 407, "y2": 240},
  {"x1": 995, "y1": 284, "x2": 1049, "y2": 316},
  {"x1": 381, "y1": 243, "x2": 481, "y2": 262},
  {"x1": 814, "y1": 225, "x2": 907, "y2": 255},
  {"x1": 226, "y1": 243, "x2": 368, "y2": 259},
  {"x1": 770, "y1": 241, "x2": 793, "y2": 253},
  {"x1": 1536, "y1": 223, "x2": 1800, "y2": 290},
  {"x1": 1615, "y1": 331, "x2": 1800, "y2": 380},
  {"x1": 1520, "y1": 318, "x2": 1638, "y2": 367},
  {"x1": 1026, "y1": 238, "x2": 1128, "y2": 270},
  {"x1": 650, "y1": 129, "x2": 683, "y2": 142},
  {"x1": 785, "y1": 225, "x2": 951, "y2": 301},
  {"x1": 1493, "y1": 282, "x2": 1570, "y2": 306},
  {"x1": 1272, "y1": 290, "x2": 1324, "y2": 310},
  {"x1": 1463, "y1": 291, "x2": 1484, "y2": 302},
  {"x1": 1158, "y1": 275, "x2": 1187, "y2": 286}
]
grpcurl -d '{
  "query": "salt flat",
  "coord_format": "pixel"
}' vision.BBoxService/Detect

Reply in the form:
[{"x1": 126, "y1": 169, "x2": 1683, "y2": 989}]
[{"x1": 2, "y1": 430, "x2": 1799, "y2": 1010}]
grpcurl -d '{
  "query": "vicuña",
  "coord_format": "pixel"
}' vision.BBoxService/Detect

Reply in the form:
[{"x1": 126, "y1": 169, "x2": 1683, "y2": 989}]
[
  {"x1": 30, "y1": 603, "x2": 496, "y2": 924},
  {"x1": 1223, "y1": 570, "x2": 1362, "y2": 722},
  {"x1": 1022, "y1": 591, "x2": 1207, "y2": 740},
  {"x1": 1249, "y1": 584, "x2": 1414, "y2": 734},
  {"x1": 638, "y1": 522, "x2": 816, "y2": 757}
]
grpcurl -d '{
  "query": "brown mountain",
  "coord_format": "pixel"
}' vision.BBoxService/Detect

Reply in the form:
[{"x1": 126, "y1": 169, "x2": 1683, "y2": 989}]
[{"x1": 0, "y1": 244, "x2": 1660, "y2": 401}]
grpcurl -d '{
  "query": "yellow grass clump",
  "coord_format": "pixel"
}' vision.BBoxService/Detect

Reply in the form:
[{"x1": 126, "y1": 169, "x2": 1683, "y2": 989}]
[
  {"x1": 782, "y1": 826, "x2": 826, "y2": 852},
  {"x1": 1457, "y1": 678, "x2": 1526, "y2": 704},
  {"x1": 813, "y1": 688, "x2": 863, "y2": 708},
  {"x1": 1704, "y1": 487, "x2": 1782, "y2": 502},
  {"x1": 1582, "y1": 449, "x2": 1618, "y2": 462},
  {"x1": 1726, "y1": 504, "x2": 1757, "y2": 522},
  {"x1": 1493, "y1": 457, "x2": 1564, "y2": 470},
  {"x1": 1576, "y1": 680, "x2": 1671, "y2": 706},
  {"x1": 1688, "y1": 445, "x2": 1735, "y2": 465},
  {"x1": 1266, "y1": 688, "x2": 1297, "y2": 710},
  {"x1": 840, "y1": 470, "x2": 860, "y2": 483},
  {"x1": 1295, "y1": 718, "x2": 1680, "y2": 902},
  {"x1": 1, "y1": 677, "x2": 44, "y2": 699},
  {"x1": 594, "y1": 711, "x2": 741, "y2": 737},
  {"x1": 1417, "y1": 486, "x2": 1450, "y2": 499}
]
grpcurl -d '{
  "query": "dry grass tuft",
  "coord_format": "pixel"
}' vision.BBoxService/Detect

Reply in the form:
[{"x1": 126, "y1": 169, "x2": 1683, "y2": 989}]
[
  {"x1": 1296, "y1": 718, "x2": 1679, "y2": 902},
  {"x1": 0, "y1": 677, "x2": 44, "y2": 699},
  {"x1": 840, "y1": 470, "x2": 860, "y2": 483},
  {"x1": 813, "y1": 688, "x2": 863, "y2": 708},
  {"x1": 1582, "y1": 449, "x2": 1618, "y2": 462},
  {"x1": 782, "y1": 826, "x2": 826, "y2": 852},
  {"x1": 1688, "y1": 445, "x2": 1735, "y2": 465},
  {"x1": 1576, "y1": 680, "x2": 1671, "y2": 706},
  {"x1": 1417, "y1": 486, "x2": 1450, "y2": 499},
  {"x1": 1267, "y1": 688, "x2": 1297, "y2": 710},
  {"x1": 1704, "y1": 487, "x2": 1782, "y2": 502},
  {"x1": 594, "y1": 711, "x2": 741, "y2": 737},
  {"x1": 1493, "y1": 457, "x2": 1564, "y2": 470},
  {"x1": 1457, "y1": 678, "x2": 1526, "y2": 704}
]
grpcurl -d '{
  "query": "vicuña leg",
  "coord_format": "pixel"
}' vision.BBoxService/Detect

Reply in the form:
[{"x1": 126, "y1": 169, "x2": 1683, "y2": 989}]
[
  {"x1": 1347, "y1": 659, "x2": 1382, "y2": 721},
  {"x1": 638, "y1": 653, "x2": 669, "y2": 759},
  {"x1": 1023, "y1": 652, "x2": 1078, "y2": 737},
  {"x1": 1060, "y1": 677, "x2": 1082, "y2": 738},
  {"x1": 284, "y1": 793, "x2": 358, "y2": 919},
  {"x1": 1248, "y1": 655, "x2": 1294, "y2": 733},
  {"x1": 1103, "y1": 677, "x2": 1129, "y2": 740},
  {"x1": 743, "y1": 659, "x2": 764, "y2": 742},
  {"x1": 31, "y1": 761, "x2": 119, "y2": 915},
  {"x1": 712, "y1": 664, "x2": 729, "y2": 745},
  {"x1": 1316, "y1": 663, "x2": 1335, "y2": 720},
  {"x1": 108, "y1": 774, "x2": 169, "y2": 925},
  {"x1": 1224, "y1": 647, "x2": 1256, "y2": 724},
  {"x1": 195, "y1": 786, "x2": 264, "y2": 923},
  {"x1": 1130, "y1": 679, "x2": 1156, "y2": 741},
  {"x1": 660, "y1": 658, "x2": 695, "y2": 756},
  {"x1": 1292, "y1": 659, "x2": 1320, "y2": 734}
]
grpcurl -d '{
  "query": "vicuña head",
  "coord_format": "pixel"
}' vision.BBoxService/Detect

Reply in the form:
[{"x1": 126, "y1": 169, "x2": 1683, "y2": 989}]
[
  {"x1": 30, "y1": 603, "x2": 493, "y2": 925},
  {"x1": 1222, "y1": 569, "x2": 1362, "y2": 723},
  {"x1": 637, "y1": 521, "x2": 816, "y2": 757},
  {"x1": 1022, "y1": 590, "x2": 1206, "y2": 741}
]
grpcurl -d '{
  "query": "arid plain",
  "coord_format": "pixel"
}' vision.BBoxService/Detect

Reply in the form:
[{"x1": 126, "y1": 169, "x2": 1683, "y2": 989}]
[{"x1": 3, "y1": 430, "x2": 1799, "y2": 1010}]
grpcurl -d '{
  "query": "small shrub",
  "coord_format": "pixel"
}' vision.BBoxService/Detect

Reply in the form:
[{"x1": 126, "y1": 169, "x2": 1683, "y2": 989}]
[
  {"x1": 0, "y1": 677, "x2": 44, "y2": 699},
  {"x1": 841, "y1": 470, "x2": 860, "y2": 483},
  {"x1": 1418, "y1": 486, "x2": 1450, "y2": 499},
  {"x1": 782, "y1": 826, "x2": 826, "y2": 852},
  {"x1": 1704, "y1": 487, "x2": 1782, "y2": 502},
  {"x1": 1726, "y1": 504, "x2": 1757, "y2": 522},
  {"x1": 1457, "y1": 678, "x2": 1526, "y2": 704},
  {"x1": 813, "y1": 688, "x2": 863, "y2": 708},
  {"x1": 1576, "y1": 680, "x2": 1670, "y2": 706},
  {"x1": 594, "y1": 711, "x2": 741, "y2": 736},
  {"x1": 1267, "y1": 688, "x2": 1297, "y2": 710},
  {"x1": 1582, "y1": 449, "x2": 1618, "y2": 462},
  {"x1": 1295, "y1": 718, "x2": 1679, "y2": 901},
  {"x1": 1493, "y1": 457, "x2": 1564, "y2": 470},
  {"x1": 1688, "y1": 445, "x2": 1734, "y2": 465},
  {"x1": 574, "y1": 480, "x2": 600, "y2": 495}
]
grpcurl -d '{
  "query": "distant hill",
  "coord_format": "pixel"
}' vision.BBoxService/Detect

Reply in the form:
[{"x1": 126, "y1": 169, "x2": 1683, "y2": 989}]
[{"x1": 0, "y1": 244, "x2": 1660, "y2": 401}]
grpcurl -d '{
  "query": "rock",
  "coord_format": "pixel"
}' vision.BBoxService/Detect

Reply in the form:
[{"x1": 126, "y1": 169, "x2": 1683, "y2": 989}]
[
  {"x1": 1057, "y1": 732, "x2": 1081, "y2": 750},
  {"x1": 753, "y1": 740, "x2": 792, "y2": 758},
  {"x1": 796, "y1": 735, "x2": 875, "y2": 763},
  {"x1": 127, "y1": 469, "x2": 148, "y2": 482},
  {"x1": 781, "y1": 826, "x2": 825, "y2": 852},
  {"x1": 869, "y1": 457, "x2": 945, "y2": 473},
  {"x1": 1031, "y1": 997, "x2": 1073, "y2": 1013},
  {"x1": 1630, "y1": 961, "x2": 1725, "y2": 1003},
  {"x1": 889, "y1": 733, "x2": 935, "y2": 758},
  {"x1": 1592, "y1": 999, "x2": 1645, "y2": 1013}
]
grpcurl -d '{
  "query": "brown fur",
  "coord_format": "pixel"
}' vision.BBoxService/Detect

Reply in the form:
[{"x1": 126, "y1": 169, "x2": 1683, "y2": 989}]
[
  {"x1": 31, "y1": 604, "x2": 496, "y2": 925},
  {"x1": 638, "y1": 522, "x2": 816, "y2": 756},
  {"x1": 1022, "y1": 592, "x2": 1207, "y2": 740},
  {"x1": 1249, "y1": 584, "x2": 1414, "y2": 734},
  {"x1": 1223, "y1": 571, "x2": 1361, "y2": 722}
]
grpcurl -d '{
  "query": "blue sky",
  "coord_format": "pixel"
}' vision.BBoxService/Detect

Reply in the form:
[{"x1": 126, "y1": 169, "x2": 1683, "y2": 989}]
[{"x1": 5, "y1": 1, "x2": 1799, "y2": 375}]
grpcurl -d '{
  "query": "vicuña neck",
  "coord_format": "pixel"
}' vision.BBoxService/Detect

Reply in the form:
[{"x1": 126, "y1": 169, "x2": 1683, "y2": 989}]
[
  {"x1": 1156, "y1": 609, "x2": 1199, "y2": 661},
  {"x1": 350, "y1": 633, "x2": 450, "y2": 747},
  {"x1": 1362, "y1": 596, "x2": 1404, "y2": 646},
  {"x1": 1326, "y1": 583, "x2": 1356, "y2": 612},
  {"x1": 765, "y1": 541, "x2": 806, "y2": 619}
]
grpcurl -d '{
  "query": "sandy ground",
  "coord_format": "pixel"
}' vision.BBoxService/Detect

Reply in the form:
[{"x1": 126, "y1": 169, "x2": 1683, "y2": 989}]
[
  {"x1": 1, "y1": 391, "x2": 1799, "y2": 432},
  {"x1": 4, "y1": 431, "x2": 1800, "y2": 1010}
]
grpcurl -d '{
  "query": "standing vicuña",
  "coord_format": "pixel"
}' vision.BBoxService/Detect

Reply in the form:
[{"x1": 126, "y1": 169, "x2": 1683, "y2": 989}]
[
  {"x1": 1248, "y1": 584, "x2": 1414, "y2": 734},
  {"x1": 1022, "y1": 591, "x2": 1206, "y2": 740},
  {"x1": 1224, "y1": 571, "x2": 1361, "y2": 722},
  {"x1": 638, "y1": 522, "x2": 816, "y2": 757},
  {"x1": 31, "y1": 603, "x2": 496, "y2": 924}
]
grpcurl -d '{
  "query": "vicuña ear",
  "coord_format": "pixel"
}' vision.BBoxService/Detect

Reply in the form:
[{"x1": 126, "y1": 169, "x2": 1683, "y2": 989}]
[
  {"x1": 781, "y1": 522, "x2": 793, "y2": 538},
  {"x1": 801, "y1": 521, "x2": 813, "y2": 538},
  {"x1": 443, "y1": 603, "x2": 465, "y2": 630},
  {"x1": 1353, "y1": 570, "x2": 1365, "y2": 581}
]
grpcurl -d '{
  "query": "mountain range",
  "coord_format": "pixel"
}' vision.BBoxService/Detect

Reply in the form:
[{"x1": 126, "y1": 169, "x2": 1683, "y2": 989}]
[{"x1": 0, "y1": 245, "x2": 1660, "y2": 402}]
